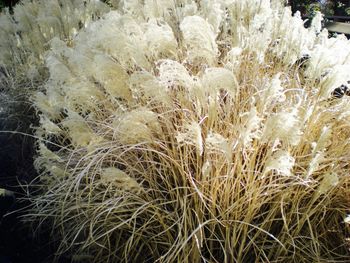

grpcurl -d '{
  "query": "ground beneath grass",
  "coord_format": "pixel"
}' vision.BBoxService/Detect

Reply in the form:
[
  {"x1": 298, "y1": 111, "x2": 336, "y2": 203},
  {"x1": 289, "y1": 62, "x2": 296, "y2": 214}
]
[{"x1": 0, "y1": 118, "x2": 54, "y2": 263}]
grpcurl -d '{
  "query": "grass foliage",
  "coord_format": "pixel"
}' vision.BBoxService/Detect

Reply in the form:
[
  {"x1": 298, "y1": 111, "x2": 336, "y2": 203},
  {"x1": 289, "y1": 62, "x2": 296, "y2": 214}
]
[
  {"x1": 2, "y1": 0, "x2": 349, "y2": 262},
  {"x1": 0, "y1": 0, "x2": 110, "y2": 132}
]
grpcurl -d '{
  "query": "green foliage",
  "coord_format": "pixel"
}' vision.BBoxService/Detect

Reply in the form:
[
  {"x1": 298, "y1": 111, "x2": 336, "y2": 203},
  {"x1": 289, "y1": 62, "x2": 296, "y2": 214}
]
[
  {"x1": 335, "y1": 1, "x2": 350, "y2": 16},
  {"x1": 346, "y1": 7, "x2": 350, "y2": 15},
  {"x1": 292, "y1": 0, "x2": 316, "y2": 14},
  {"x1": 292, "y1": 0, "x2": 350, "y2": 16}
]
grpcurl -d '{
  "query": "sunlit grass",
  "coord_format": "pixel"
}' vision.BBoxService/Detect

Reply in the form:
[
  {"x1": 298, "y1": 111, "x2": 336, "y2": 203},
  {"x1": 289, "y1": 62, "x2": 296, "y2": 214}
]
[{"x1": 1, "y1": 0, "x2": 348, "y2": 262}]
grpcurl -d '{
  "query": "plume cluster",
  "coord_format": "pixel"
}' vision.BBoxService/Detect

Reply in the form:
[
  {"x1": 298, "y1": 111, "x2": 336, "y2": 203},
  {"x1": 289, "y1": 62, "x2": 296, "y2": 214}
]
[{"x1": 0, "y1": 0, "x2": 110, "y2": 131}]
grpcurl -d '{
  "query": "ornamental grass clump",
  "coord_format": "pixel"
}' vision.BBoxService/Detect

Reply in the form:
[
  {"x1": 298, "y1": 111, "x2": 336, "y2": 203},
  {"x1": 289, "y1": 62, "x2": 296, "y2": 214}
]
[
  {"x1": 0, "y1": 0, "x2": 110, "y2": 132},
  {"x1": 23, "y1": 0, "x2": 350, "y2": 262},
  {"x1": 0, "y1": 0, "x2": 109, "y2": 84}
]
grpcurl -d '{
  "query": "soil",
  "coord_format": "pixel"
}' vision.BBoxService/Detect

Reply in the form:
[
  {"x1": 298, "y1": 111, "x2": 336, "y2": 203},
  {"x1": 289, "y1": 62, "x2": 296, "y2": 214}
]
[{"x1": 0, "y1": 116, "x2": 53, "y2": 263}]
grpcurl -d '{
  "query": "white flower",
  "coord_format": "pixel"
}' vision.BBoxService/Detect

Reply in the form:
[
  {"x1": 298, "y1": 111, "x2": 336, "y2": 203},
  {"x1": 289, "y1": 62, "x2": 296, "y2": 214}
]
[
  {"x1": 239, "y1": 107, "x2": 262, "y2": 147},
  {"x1": 113, "y1": 108, "x2": 161, "y2": 144},
  {"x1": 318, "y1": 173, "x2": 339, "y2": 195},
  {"x1": 101, "y1": 167, "x2": 141, "y2": 192},
  {"x1": 310, "y1": 12, "x2": 323, "y2": 35},
  {"x1": 176, "y1": 122, "x2": 203, "y2": 156},
  {"x1": 180, "y1": 15, "x2": 218, "y2": 65},
  {"x1": 158, "y1": 59, "x2": 194, "y2": 89},
  {"x1": 201, "y1": 67, "x2": 237, "y2": 96},
  {"x1": 205, "y1": 132, "x2": 232, "y2": 161},
  {"x1": 262, "y1": 108, "x2": 302, "y2": 146},
  {"x1": 344, "y1": 215, "x2": 350, "y2": 224},
  {"x1": 265, "y1": 150, "x2": 295, "y2": 177}
]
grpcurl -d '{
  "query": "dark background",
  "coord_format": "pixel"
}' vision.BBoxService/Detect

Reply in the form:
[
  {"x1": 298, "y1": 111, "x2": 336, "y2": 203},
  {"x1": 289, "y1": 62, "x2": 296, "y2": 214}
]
[{"x1": 0, "y1": 0, "x2": 19, "y2": 10}]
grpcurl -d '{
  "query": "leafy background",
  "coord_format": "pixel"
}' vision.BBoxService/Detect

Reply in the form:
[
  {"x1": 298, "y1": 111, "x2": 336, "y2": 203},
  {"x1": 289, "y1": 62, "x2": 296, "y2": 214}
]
[
  {"x1": 0, "y1": 0, "x2": 18, "y2": 10},
  {"x1": 291, "y1": 0, "x2": 350, "y2": 16}
]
